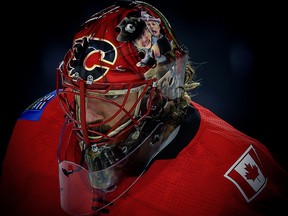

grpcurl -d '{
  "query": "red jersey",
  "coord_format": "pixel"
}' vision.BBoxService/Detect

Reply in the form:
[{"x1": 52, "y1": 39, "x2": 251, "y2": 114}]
[{"x1": 1, "y1": 90, "x2": 287, "y2": 215}]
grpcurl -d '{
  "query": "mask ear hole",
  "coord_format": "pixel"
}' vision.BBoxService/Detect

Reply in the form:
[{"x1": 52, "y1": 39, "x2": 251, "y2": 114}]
[
  {"x1": 114, "y1": 26, "x2": 121, "y2": 33},
  {"x1": 168, "y1": 77, "x2": 174, "y2": 86},
  {"x1": 138, "y1": 50, "x2": 145, "y2": 59},
  {"x1": 137, "y1": 50, "x2": 157, "y2": 68}
]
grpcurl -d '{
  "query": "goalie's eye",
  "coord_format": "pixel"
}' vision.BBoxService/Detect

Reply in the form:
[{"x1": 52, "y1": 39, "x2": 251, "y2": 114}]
[{"x1": 104, "y1": 94, "x2": 120, "y2": 100}]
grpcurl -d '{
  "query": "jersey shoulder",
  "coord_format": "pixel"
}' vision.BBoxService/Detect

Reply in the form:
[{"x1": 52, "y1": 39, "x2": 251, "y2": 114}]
[{"x1": 19, "y1": 90, "x2": 59, "y2": 121}]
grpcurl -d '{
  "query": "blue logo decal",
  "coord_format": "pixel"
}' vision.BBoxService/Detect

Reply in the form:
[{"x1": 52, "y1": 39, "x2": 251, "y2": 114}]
[{"x1": 19, "y1": 90, "x2": 56, "y2": 121}]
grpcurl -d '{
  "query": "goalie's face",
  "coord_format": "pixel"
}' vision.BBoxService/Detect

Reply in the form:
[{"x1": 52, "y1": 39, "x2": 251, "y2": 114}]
[
  {"x1": 85, "y1": 93, "x2": 138, "y2": 125},
  {"x1": 67, "y1": 81, "x2": 151, "y2": 147},
  {"x1": 76, "y1": 91, "x2": 139, "y2": 137}
]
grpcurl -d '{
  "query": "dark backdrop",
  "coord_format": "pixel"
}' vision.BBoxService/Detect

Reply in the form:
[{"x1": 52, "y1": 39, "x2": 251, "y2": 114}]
[{"x1": 1, "y1": 0, "x2": 287, "y2": 170}]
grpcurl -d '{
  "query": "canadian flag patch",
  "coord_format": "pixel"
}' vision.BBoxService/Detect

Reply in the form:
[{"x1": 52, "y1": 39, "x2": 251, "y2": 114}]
[{"x1": 224, "y1": 145, "x2": 267, "y2": 202}]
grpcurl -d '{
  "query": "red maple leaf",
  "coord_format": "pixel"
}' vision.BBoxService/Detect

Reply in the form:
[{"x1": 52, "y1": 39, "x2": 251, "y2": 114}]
[{"x1": 244, "y1": 163, "x2": 260, "y2": 181}]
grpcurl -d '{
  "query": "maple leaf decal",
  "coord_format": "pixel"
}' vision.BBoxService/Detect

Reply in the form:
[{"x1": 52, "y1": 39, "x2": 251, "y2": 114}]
[{"x1": 244, "y1": 163, "x2": 260, "y2": 182}]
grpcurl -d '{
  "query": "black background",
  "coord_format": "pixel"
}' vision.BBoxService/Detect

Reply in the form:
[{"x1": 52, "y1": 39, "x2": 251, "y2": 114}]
[{"x1": 1, "y1": 0, "x2": 287, "y2": 171}]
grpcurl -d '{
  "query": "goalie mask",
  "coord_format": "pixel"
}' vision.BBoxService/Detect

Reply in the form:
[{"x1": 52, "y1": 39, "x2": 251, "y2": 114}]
[{"x1": 56, "y1": 0, "x2": 189, "y2": 214}]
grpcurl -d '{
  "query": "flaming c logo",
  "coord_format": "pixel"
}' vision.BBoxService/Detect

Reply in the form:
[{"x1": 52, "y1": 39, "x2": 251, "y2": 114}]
[{"x1": 68, "y1": 37, "x2": 117, "y2": 82}]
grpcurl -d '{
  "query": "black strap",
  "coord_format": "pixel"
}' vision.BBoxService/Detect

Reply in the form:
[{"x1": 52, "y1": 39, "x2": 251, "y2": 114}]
[{"x1": 156, "y1": 104, "x2": 200, "y2": 159}]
